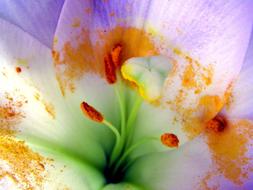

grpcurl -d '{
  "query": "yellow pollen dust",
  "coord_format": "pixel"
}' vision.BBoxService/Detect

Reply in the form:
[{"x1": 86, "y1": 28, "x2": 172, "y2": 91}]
[
  {"x1": 0, "y1": 136, "x2": 46, "y2": 189},
  {"x1": 53, "y1": 26, "x2": 157, "y2": 96},
  {"x1": 199, "y1": 119, "x2": 253, "y2": 189},
  {"x1": 0, "y1": 92, "x2": 27, "y2": 135}
]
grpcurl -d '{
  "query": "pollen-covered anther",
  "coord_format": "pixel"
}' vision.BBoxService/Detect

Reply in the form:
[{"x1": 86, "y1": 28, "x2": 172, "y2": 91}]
[
  {"x1": 104, "y1": 54, "x2": 117, "y2": 84},
  {"x1": 104, "y1": 44, "x2": 123, "y2": 84},
  {"x1": 15, "y1": 67, "x2": 22, "y2": 73},
  {"x1": 206, "y1": 115, "x2": 227, "y2": 133},
  {"x1": 80, "y1": 102, "x2": 104, "y2": 122},
  {"x1": 161, "y1": 133, "x2": 179, "y2": 148},
  {"x1": 111, "y1": 44, "x2": 122, "y2": 68}
]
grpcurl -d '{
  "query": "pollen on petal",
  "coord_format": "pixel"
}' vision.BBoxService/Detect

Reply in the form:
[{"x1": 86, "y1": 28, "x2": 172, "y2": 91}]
[
  {"x1": 104, "y1": 54, "x2": 117, "y2": 84},
  {"x1": 161, "y1": 133, "x2": 179, "y2": 148},
  {"x1": 0, "y1": 136, "x2": 47, "y2": 189},
  {"x1": 53, "y1": 26, "x2": 156, "y2": 94},
  {"x1": 80, "y1": 102, "x2": 103, "y2": 122},
  {"x1": 0, "y1": 92, "x2": 27, "y2": 135},
  {"x1": 199, "y1": 119, "x2": 253, "y2": 188}
]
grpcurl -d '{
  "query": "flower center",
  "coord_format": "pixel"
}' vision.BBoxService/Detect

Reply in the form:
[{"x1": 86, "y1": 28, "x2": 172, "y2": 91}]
[{"x1": 80, "y1": 46, "x2": 178, "y2": 184}]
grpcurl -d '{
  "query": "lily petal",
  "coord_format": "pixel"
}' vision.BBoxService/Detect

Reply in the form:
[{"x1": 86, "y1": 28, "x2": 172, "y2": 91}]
[
  {"x1": 0, "y1": 18, "x2": 106, "y2": 169},
  {"x1": 158, "y1": 0, "x2": 253, "y2": 143},
  {"x1": 0, "y1": 136, "x2": 104, "y2": 190},
  {"x1": 126, "y1": 136, "x2": 211, "y2": 190},
  {"x1": 224, "y1": 30, "x2": 253, "y2": 120},
  {"x1": 126, "y1": 123, "x2": 253, "y2": 190},
  {"x1": 0, "y1": 0, "x2": 65, "y2": 47}
]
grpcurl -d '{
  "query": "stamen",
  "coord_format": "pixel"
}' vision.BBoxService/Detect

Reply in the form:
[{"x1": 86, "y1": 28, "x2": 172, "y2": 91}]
[
  {"x1": 161, "y1": 133, "x2": 179, "y2": 148},
  {"x1": 111, "y1": 44, "x2": 122, "y2": 68},
  {"x1": 103, "y1": 121, "x2": 122, "y2": 167},
  {"x1": 104, "y1": 54, "x2": 117, "y2": 84},
  {"x1": 104, "y1": 44, "x2": 123, "y2": 84},
  {"x1": 113, "y1": 137, "x2": 158, "y2": 174},
  {"x1": 15, "y1": 67, "x2": 22, "y2": 73},
  {"x1": 206, "y1": 115, "x2": 227, "y2": 132},
  {"x1": 80, "y1": 102, "x2": 104, "y2": 122},
  {"x1": 80, "y1": 101, "x2": 122, "y2": 167},
  {"x1": 125, "y1": 95, "x2": 142, "y2": 148}
]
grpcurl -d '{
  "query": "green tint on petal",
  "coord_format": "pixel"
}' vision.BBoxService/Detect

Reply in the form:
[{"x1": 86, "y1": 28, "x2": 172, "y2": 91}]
[
  {"x1": 125, "y1": 136, "x2": 212, "y2": 190},
  {"x1": 0, "y1": 18, "x2": 106, "y2": 169},
  {"x1": 121, "y1": 56, "x2": 172, "y2": 102},
  {"x1": 28, "y1": 142, "x2": 105, "y2": 190},
  {"x1": 102, "y1": 183, "x2": 143, "y2": 190}
]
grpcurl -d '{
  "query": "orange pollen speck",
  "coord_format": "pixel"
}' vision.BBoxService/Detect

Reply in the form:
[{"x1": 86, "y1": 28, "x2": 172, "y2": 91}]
[
  {"x1": 15, "y1": 67, "x2": 22, "y2": 73},
  {"x1": 161, "y1": 133, "x2": 179, "y2": 148},
  {"x1": 104, "y1": 54, "x2": 117, "y2": 84},
  {"x1": 206, "y1": 115, "x2": 227, "y2": 133},
  {"x1": 80, "y1": 102, "x2": 104, "y2": 122},
  {"x1": 52, "y1": 50, "x2": 60, "y2": 63}
]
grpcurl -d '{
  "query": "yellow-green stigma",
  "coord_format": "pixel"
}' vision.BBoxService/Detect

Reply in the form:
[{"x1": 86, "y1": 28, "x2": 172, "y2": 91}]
[{"x1": 121, "y1": 56, "x2": 173, "y2": 102}]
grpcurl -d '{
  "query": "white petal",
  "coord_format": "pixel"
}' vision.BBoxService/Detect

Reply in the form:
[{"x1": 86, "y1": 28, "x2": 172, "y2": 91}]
[
  {"x1": 0, "y1": 18, "x2": 106, "y2": 168},
  {"x1": 0, "y1": 137, "x2": 104, "y2": 190},
  {"x1": 224, "y1": 31, "x2": 253, "y2": 120},
  {"x1": 127, "y1": 118, "x2": 253, "y2": 190},
  {"x1": 158, "y1": 0, "x2": 253, "y2": 142}
]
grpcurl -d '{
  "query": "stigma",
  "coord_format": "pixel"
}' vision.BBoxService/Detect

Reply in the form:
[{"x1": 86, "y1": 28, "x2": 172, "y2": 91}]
[
  {"x1": 161, "y1": 133, "x2": 179, "y2": 148},
  {"x1": 121, "y1": 56, "x2": 173, "y2": 102}
]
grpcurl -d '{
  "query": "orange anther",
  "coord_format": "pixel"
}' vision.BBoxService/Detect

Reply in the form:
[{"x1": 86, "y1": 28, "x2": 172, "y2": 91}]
[
  {"x1": 161, "y1": 133, "x2": 179, "y2": 148},
  {"x1": 111, "y1": 44, "x2": 122, "y2": 68},
  {"x1": 15, "y1": 67, "x2": 22, "y2": 73},
  {"x1": 104, "y1": 54, "x2": 117, "y2": 84},
  {"x1": 206, "y1": 115, "x2": 227, "y2": 133},
  {"x1": 80, "y1": 102, "x2": 103, "y2": 122},
  {"x1": 104, "y1": 44, "x2": 123, "y2": 84}
]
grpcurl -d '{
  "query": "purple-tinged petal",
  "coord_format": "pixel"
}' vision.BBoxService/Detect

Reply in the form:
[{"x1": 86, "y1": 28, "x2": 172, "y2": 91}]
[
  {"x1": 127, "y1": 119, "x2": 253, "y2": 190},
  {"x1": 0, "y1": 0, "x2": 65, "y2": 47},
  {"x1": 0, "y1": 18, "x2": 106, "y2": 169},
  {"x1": 224, "y1": 30, "x2": 253, "y2": 120},
  {"x1": 52, "y1": 0, "x2": 253, "y2": 146}
]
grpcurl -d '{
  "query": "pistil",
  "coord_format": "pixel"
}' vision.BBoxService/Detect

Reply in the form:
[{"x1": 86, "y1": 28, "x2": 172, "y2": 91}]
[
  {"x1": 81, "y1": 53, "x2": 176, "y2": 183},
  {"x1": 80, "y1": 101, "x2": 121, "y2": 163}
]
